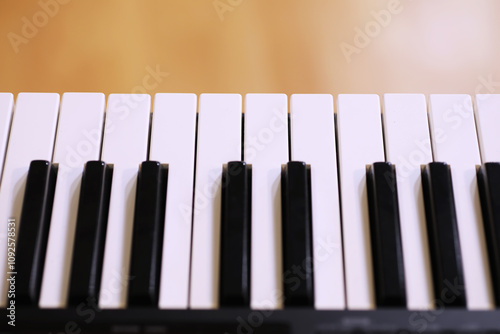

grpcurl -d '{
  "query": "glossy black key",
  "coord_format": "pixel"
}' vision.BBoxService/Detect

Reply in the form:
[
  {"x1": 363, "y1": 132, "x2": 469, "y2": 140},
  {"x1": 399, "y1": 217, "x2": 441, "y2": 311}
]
[
  {"x1": 281, "y1": 161, "x2": 314, "y2": 307},
  {"x1": 16, "y1": 160, "x2": 58, "y2": 305},
  {"x1": 128, "y1": 161, "x2": 168, "y2": 306},
  {"x1": 366, "y1": 162, "x2": 406, "y2": 307},
  {"x1": 219, "y1": 161, "x2": 251, "y2": 307},
  {"x1": 421, "y1": 162, "x2": 466, "y2": 307},
  {"x1": 477, "y1": 162, "x2": 500, "y2": 306},
  {"x1": 68, "y1": 161, "x2": 113, "y2": 306}
]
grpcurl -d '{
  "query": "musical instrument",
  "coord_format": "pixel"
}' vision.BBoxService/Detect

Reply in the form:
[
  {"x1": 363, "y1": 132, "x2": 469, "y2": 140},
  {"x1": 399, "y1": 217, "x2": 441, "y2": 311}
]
[{"x1": 0, "y1": 92, "x2": 499, "y2": 333}]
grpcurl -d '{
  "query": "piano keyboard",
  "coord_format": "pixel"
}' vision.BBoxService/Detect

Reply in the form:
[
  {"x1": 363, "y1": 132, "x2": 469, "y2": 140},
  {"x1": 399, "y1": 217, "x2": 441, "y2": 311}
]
[{"x1": 0, "y1": 92, "x2": 499, "y2": 333}]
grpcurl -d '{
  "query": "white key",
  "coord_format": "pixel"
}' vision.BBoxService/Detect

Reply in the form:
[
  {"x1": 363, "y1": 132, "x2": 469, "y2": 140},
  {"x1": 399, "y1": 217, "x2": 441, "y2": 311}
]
[
  {"x1": 99, "y1": 94, "x2": 151, "y2": 308},
  {"x1": 245, "y1": 94, "x2": 288, "y2": 310},
  {"x1": 190, "y1": 94, "x2": 241, "y2": 309},
  {"x1": 337, "y1": 94, "x2": 384, "y2": 310},
  {"x1": 382, "y1": 94, "x2": 434, "y2": 310},
  {"x1": 289, "y1": 94, "x2": 345, "y2": 310},
  {"x1": 151, "y1": 94, "x2": 197, "y2": 309},
  {"x1": 0, "y1": 93, "x2": 14, "y2": 184},
  {"x1": 428, "y1": 94, "x2": 494, "y2": 309},
  {"x1": 475, "y1": 94, "x2": 500, "y2": 162},
  {"x1": 0, "y1": 93, "x2": 59, "y2": 307},
  {"x1": 39, "y1": 93, "x2": 105, "y2": 308}
]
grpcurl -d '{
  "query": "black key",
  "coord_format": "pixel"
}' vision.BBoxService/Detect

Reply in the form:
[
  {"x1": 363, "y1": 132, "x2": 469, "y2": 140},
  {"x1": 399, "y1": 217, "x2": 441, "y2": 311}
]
[
  {"x1": 68, "y1": 161, "x2": 113, "y2": 306},
  {"x1": 219, "y1": 161, "x2": 251, "y2": 306},
  {"x1": 421, "y1": 162, "x2": 466, "y2": 307},
  {"x1": 16, "y1": 160, "x2": 58, "y2": 305},
  {"x1": 477, "y1": 162, "x2": 500, "y2": 306},
  {"x1": 281, "y1": 161, "x2": 314, "y2": 307},
  {"x1": 128, "y1": 161, "x2": 168, "y2": 306},
  {"x1": 366, "y1": 162, "x2": 406, "y2": 307}
]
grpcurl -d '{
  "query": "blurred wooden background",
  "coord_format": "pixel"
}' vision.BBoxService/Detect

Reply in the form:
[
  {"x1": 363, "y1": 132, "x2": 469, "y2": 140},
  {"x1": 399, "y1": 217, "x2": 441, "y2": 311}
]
[{"x1": 1, "y1": 0, "x2": 500, "y2": 97}]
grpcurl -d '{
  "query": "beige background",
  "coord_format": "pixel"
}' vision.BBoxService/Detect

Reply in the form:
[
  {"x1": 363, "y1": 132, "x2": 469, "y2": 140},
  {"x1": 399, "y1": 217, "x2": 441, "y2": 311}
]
[{"x1": 1, "y1": 0, "x2": 500, "y2": 97}]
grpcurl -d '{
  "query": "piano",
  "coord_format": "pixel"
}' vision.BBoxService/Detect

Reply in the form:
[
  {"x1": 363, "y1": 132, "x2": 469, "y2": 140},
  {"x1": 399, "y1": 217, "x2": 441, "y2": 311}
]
[{"x1": 0, "y1": 92, "x2": 499, "y2": 333}]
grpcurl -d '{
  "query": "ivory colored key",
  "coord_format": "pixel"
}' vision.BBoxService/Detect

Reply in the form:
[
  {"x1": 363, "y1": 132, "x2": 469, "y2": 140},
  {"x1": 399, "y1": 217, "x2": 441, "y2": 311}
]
[
  {"x1": 0, "y1": 93, "x2": 14, "y2": 184},
  {"x1": 39, "y1": 93, "x2": 105, "y2": 308},
  {"x1": 475, "y1": 94, "x2": 500, "y2": 162},
  {"x1": 428, "y1": 94, "x2": 494, "y2": 309},
  {"x1": 245, "y1": 94, "x2": 288, "y2": 310},
  {"x1": 337, "y1": 94, "x2": 384, "y2": 310},
  {"x1": 190, "y1": 94, "x2": 242, "y2": 309},
  {"x1": 151, "y1": 94, "x2": 197, "y2": 309},
  {"x1": 99, "y1": 94, "x2": 151, "y2": 309},
  {"x1": 0, "y1": 93, "x2": 59, "y2": 308},
  {"x1": 382, "y1": 94, "x2": 433, "y2": 309},
  {"x1": 289, "y1": 94, "x2": 345, "y2": 310}
]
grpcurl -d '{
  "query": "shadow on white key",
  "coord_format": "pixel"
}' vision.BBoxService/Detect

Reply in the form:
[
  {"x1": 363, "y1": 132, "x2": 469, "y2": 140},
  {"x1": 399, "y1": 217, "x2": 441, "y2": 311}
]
[
  {"x1": 39, "y1": 93, "x2": 105, "y2": 308},
  {"x1": 428, "y1": 94, "x2": 494, "y2": 310},
  {"x1": 0, "y1": 93, "x2": 59, "y2": 307},
  {"x1": 99, "y1": 94, "x2": 150, "y2": 309}
]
